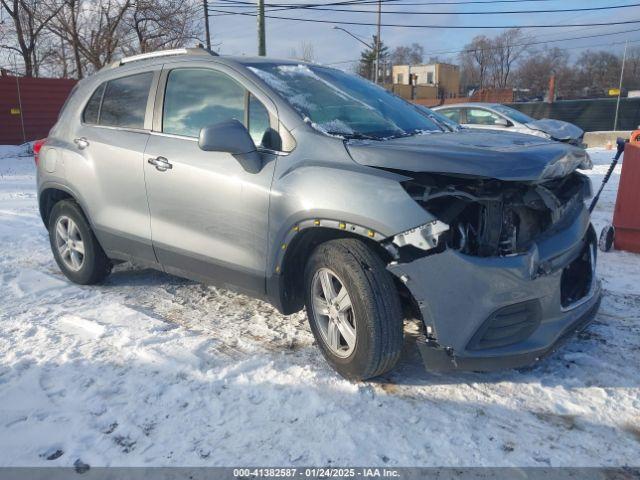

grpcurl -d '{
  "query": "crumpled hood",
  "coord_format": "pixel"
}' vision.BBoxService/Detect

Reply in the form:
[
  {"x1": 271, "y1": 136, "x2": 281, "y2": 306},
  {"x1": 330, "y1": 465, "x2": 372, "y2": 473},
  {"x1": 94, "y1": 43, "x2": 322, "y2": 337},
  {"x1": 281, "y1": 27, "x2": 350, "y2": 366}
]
[
  {"x1": 346, "y1": 130, "x2": 591, "y2": 182},
  {"x1": 526, "y1": 119, "x2": 584, "y2": 141}
]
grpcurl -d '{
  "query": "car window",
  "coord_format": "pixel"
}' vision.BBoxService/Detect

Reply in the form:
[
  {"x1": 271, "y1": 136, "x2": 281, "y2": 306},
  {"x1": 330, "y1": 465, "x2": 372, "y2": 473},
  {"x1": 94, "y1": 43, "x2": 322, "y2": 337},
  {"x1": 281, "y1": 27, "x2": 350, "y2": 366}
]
[
  {"x1": 248, "y1": 93, "x2": 273, "y2": 149},
  {"x1": 465, "y1": 108, "x2": 504, "y2": 126},
  {"x1": 439, "y1": 109, "x2": 460, "y2": 123},
  {"x1": 163, "y1": 68, "x2": 245, "y2": 138},
  {"x1": 82, "y1": 83, "x2": 105, "y2": 124},
  {"x1": 492, "y1": 104, "x2": 535, "y2": 124},
  {"x1": 100, "y1": 72, "x2": 153, "y2": 129}
]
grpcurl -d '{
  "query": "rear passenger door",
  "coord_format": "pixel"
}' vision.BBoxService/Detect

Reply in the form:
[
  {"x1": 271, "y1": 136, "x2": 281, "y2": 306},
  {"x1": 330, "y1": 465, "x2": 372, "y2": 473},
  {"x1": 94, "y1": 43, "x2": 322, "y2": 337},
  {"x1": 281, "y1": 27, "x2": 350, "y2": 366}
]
[
  {"x1": 70, "y1": 68, "x2": 159, "y2": 264},
  {"x1": 143, "y1": 64, "x2": 279, "y2": 295}
]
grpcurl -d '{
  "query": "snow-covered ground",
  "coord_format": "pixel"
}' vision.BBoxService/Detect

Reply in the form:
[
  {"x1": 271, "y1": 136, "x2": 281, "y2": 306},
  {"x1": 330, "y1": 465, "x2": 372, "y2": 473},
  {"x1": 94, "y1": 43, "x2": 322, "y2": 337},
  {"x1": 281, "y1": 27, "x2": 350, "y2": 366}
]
[{"x1": 0, "y1": 144, "x2": 638, "y2": 467}]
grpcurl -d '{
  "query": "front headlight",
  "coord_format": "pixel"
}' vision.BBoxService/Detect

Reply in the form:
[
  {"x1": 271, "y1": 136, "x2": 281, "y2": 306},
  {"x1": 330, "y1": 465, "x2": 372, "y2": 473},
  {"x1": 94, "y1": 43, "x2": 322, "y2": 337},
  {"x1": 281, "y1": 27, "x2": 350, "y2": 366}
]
[{"x1": 530, "y1": 129, "x2": 552, "y2": 140}]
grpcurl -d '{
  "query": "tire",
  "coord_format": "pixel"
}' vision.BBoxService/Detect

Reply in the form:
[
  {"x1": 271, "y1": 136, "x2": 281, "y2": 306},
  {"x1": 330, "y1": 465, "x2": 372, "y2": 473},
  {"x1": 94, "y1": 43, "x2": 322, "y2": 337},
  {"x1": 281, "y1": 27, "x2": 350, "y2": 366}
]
[
  {"x1": 599, "y1": 224, "x2": 615, "y2": 252},
  {"x1": 303, "y1": 238, "x2": 403, "y2": 380},
  {"x1": 48, "y1": 200, "x2": 111, "y2": 285}
]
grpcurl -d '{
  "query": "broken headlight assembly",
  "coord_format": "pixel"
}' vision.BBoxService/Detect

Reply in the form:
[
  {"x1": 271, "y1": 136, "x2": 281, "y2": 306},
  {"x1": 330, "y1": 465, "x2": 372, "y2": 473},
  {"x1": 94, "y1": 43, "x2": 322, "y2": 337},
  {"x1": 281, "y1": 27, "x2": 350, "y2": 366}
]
[
  {"x1": 528, "y1": 129, "x2": 552, "y2": 140},
  {"x1": 396, "y1": 171, "x2": 590, "y2": 259},
  {"x1": 392, "y1": 220, "x2": 450, "y2": 251}
]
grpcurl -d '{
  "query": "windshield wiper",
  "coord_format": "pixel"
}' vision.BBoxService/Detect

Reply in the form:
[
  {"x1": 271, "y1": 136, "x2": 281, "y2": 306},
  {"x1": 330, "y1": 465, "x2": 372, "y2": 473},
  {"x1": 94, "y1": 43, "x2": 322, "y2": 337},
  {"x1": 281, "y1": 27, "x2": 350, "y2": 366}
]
[
  {"x1": 327, "y1": 132, "x2": 380, "y2": 141},
  {"x1": 385, "y1": 129, "x2": 438, "y2": 140}
]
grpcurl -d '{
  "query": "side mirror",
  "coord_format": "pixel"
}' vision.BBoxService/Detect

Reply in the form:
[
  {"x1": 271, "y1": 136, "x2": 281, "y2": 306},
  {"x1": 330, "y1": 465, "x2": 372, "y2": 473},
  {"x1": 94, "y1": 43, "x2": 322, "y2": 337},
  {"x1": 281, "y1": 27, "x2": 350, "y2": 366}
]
[
  {"x1": 198, "y1": 120, "x2": 261, "y2": 173},
  {"x1": 495, "y1": 117, "x2": 510, "y2": 127}
]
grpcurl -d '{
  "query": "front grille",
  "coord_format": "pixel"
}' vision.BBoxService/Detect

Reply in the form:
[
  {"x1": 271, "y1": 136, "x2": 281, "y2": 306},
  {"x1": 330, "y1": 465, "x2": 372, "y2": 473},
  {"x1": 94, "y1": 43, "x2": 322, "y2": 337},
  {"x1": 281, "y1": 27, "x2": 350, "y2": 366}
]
[{"x1": 467, "y1": 300, "x2": 542, "y2": 350}]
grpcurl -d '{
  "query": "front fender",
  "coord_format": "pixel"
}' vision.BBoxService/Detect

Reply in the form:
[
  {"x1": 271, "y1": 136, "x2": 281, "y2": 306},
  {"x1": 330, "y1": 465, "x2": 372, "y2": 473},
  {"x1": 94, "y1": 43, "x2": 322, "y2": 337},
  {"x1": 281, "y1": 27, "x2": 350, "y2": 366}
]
[{"x1": 267, "y1": 160, "x2": 434, "y2": 274}]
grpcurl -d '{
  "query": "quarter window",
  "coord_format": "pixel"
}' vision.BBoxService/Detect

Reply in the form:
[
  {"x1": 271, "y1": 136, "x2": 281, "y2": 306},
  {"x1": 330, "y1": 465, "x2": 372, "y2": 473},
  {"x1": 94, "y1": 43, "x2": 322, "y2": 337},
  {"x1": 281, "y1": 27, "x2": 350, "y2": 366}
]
[
  {"x1": 248, "y1": 93, "x2": 273, "y2": 148},
  {"x1": 82, "y1": 83, "x2": 105, "y2": 124},
  {"x1": 99, "y1": 72, "x2": 153, "y2": 129},
  {"x1": 163, "y1": 68, "x2": 245, "y2": 138}
]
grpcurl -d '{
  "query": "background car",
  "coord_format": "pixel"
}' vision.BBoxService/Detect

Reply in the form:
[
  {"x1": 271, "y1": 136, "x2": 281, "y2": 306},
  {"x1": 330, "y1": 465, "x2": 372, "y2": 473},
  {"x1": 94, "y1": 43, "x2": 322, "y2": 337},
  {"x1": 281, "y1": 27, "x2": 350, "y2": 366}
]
[
  {"x1": 414, "y1": 104, "x2": 462, "y2": 132},
  {"x1": 434, "y1": 102, "x2": 585, "y2": 146}
]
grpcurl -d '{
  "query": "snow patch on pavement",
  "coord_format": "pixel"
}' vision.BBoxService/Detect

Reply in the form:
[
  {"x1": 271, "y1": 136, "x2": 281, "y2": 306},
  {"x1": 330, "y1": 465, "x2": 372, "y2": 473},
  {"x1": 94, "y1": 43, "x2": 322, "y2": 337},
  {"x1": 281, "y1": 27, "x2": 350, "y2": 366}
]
[{"x1": 0, "y1": 145, "x2": 638, "y2": 467}]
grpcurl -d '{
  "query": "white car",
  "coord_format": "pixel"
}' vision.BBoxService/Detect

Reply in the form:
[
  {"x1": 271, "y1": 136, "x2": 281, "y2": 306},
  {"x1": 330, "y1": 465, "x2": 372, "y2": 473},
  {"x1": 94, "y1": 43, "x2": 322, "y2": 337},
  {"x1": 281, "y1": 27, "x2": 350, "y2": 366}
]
[{"x1": 433, "y1": 103, "x2": 585, "y2": 147}]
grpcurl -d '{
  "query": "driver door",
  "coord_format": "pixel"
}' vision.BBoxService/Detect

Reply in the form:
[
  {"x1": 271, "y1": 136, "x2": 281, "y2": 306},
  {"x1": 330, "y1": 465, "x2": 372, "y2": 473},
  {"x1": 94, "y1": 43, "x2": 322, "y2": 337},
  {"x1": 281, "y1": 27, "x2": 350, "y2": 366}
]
[
  {"x1": 143, "y1": 65, "x2": 278, "y2": 295},
  {"x1": 463, "y1": 107, "x2": 512, "y2": 131}
]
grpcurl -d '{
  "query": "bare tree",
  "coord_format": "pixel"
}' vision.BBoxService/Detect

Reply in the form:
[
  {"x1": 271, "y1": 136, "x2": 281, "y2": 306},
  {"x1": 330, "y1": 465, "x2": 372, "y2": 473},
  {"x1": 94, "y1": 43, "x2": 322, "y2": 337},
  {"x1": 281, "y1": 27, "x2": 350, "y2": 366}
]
[
  {"x1": 515, "y1": 47, "x2": 574, "y2": 98},
  {"x1": 575, "y1": 50, "x2": 621, "y2": 96},
  {"x1": 0, "y1": 0, "x2": 63, "y2": 76},
  {"x1": 390, "y1": 43, "x2": 423, "y2": 65},
  {"x1": 489, "y1": 28, "x2": 528, "y2": 88},
  {"x1": 459, "y1": 35, "x2": 492, "y2": 89},
  {"x1": 289, "y1": 40, "x2": 315, "y2": 62},
  {"x1": 125, "y1": 0, "x2": 200, "y2": 54},
  {"x1": 47, "y1": 0, "x2": 131, "y2": 78}
]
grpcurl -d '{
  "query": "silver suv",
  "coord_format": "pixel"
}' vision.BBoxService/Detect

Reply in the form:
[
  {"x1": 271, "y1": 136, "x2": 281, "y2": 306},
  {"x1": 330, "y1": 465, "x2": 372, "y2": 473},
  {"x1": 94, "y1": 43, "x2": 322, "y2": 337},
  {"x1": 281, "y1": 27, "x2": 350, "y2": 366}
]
[{"x1": 37, "y1": 48, "x2": 601, "y2": 380}]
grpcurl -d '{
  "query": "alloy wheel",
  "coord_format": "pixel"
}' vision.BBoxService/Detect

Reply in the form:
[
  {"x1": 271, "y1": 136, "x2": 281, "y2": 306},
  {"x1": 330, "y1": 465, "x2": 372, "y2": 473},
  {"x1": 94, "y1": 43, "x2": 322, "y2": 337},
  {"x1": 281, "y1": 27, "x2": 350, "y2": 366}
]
[
  {"x1": 311, "y1": 268, "x2": 357, "y2": 358},
  {"x1": 54, "y1": 215, "x2": 85, "y2": 271}
]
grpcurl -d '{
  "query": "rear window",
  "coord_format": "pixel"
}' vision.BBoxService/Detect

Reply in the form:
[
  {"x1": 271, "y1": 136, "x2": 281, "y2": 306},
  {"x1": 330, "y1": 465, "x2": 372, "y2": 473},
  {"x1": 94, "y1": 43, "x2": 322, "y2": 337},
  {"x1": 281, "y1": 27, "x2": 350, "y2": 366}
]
[{"x1": 83, "y1": 72, "x2": 152, "y2": 129}]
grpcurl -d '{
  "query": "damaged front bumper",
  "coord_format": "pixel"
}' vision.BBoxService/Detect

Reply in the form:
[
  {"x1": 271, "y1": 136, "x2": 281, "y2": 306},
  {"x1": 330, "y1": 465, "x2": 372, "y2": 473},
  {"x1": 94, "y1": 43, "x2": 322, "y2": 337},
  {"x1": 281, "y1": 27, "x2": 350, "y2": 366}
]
[{"x1": 387, "y1": 206, "x2": 602, "y2": 372}]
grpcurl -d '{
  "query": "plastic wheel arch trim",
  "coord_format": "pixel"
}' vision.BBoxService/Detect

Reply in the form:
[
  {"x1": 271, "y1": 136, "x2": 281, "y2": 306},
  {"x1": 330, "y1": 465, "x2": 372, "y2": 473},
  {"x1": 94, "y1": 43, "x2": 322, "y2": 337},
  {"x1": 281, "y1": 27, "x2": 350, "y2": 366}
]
[{"x1": 272, "y1": 218, "x2": 386, "y2": 274}]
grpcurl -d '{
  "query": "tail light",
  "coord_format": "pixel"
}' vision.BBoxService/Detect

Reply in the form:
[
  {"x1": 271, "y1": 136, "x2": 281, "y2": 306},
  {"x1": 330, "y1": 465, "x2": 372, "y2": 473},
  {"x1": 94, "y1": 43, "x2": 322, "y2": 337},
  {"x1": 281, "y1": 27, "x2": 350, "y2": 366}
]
[{"x1": 33, "y1": 138, "x2": 46, "y2": 166}]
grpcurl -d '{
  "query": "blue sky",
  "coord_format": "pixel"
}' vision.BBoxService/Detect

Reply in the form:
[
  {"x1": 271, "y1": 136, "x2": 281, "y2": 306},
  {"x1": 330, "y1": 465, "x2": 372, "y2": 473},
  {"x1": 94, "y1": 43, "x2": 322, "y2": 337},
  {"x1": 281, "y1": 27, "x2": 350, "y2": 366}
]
[{"x1": 208, "y1": 0, "x2": 640, "y2": 67}]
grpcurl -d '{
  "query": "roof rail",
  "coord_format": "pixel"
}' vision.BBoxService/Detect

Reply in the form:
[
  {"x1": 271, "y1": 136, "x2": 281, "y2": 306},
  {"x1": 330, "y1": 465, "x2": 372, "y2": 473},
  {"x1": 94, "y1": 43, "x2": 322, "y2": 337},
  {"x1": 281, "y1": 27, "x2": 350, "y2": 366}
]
[{"x1": 107, "y1": 47, "x2": 218, "y2": 69}]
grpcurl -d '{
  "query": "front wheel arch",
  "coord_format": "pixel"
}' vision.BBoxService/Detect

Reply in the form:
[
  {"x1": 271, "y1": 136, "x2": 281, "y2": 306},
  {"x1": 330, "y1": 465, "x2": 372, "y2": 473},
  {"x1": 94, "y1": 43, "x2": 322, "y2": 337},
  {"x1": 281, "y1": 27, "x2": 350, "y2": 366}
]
[{"x1": 276, "y1": 225, "x2": 392, "y2": 315}]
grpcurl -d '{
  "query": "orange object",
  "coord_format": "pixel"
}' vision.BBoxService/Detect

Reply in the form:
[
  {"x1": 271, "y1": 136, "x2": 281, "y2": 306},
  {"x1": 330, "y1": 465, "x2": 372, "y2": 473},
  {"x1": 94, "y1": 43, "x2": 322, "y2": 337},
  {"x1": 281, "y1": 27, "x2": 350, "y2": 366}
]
[
  {"x1": 630, "y1": 129, "x2": 640, "y2": 144},
  {"x1": 606, "y1": 140, "x2": 613, "y2": 150},
  {"x1": 613, "y1": 142, "x2": 640, "y2": 253}
]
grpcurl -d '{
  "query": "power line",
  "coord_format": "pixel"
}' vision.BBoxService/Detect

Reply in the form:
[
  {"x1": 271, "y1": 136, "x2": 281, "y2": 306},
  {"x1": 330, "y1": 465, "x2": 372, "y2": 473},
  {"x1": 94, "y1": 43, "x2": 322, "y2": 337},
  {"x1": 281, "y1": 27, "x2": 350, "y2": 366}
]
[
  {"x1": 421, "y1": 27, "x2": 640, "y2": 56},
  {"x1": 326, "y1": 37, "x2": 640, "y2": 65},
  {"x1": 207, "y1": 8, "x2": 640, "y2": 29},
  {"x1": 210, "y1": 0, "x2": 562, "y2": 7},
  {"x1": 208, "y1": 1, "x2": 640, "y2": 15}
]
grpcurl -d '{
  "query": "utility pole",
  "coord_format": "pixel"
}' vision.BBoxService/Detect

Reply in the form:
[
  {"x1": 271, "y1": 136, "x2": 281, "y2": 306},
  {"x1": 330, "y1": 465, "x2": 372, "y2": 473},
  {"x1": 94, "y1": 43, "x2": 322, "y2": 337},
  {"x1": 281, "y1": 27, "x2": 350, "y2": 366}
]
[
  {"x1": 374, "y1": 0, "x2": 381, "y2": 83},
  {"x1": 203, "y1": 0, "x2": 211, "y2": 49},
  {"x1": 613, "y1": 40, "x2": 628, "y2": 132},
  {"x1": 258, "y1": 0, "x2": 266, "y2": 56}
]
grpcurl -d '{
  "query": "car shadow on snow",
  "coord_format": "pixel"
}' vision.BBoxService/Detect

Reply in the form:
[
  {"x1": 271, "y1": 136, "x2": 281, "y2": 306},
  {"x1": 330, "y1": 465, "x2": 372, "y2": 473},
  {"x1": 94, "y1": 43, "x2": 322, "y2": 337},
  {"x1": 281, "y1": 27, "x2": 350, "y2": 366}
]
[{"x1": 95, "y1": 264, "x2": 640, "y2": 391}]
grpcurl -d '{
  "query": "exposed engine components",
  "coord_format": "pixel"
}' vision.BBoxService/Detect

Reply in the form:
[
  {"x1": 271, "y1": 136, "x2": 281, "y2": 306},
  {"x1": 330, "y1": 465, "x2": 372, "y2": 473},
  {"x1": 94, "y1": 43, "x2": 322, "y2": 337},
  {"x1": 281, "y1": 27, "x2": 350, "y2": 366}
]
[{"x1": 399, "y1": 171, "x2": 591, "y2": 258}]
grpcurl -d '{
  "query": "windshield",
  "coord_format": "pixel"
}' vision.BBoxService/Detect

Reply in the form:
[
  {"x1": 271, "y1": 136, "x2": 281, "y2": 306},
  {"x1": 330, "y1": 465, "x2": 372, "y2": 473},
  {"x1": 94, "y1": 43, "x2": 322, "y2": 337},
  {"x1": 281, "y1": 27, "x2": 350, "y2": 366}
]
[
  {"x1": 492, "y1": 104, "x2": 535, "y2": 124},
  {"x1": 247, "y1": 63, "x2": 442, "y2": 139}
]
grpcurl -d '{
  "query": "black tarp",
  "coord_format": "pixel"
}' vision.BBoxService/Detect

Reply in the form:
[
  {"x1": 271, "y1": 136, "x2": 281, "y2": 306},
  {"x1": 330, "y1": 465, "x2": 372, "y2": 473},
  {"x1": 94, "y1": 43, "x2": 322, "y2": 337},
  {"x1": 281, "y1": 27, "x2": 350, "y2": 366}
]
[{"x1": 507, "y1": 98, "x2": 640, "y2": 132}]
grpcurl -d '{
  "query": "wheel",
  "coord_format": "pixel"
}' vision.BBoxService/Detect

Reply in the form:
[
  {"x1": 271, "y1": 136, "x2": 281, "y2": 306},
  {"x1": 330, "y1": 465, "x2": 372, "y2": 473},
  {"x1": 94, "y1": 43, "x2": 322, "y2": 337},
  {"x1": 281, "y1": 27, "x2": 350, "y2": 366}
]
[
  {"x1": 304, "y1": 238, "x2": 403, "y2": 381},
  {"x1": 48, "y1": 200, "x2": 111, "y2": 284},
  {"x1": 599, "y1": 224, "x2": 615, "y2": 252}
]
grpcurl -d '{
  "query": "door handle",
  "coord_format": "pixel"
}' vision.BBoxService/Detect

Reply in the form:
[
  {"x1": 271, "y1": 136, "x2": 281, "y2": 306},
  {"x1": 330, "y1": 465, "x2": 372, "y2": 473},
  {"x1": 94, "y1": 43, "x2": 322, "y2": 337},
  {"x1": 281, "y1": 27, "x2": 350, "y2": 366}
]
[
  {"x1": 74, "y1": 137, "x2": 89, "y2": 149},
  {"x1": 148, "y1": 156, "x2": 173, "y2": 172}
]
